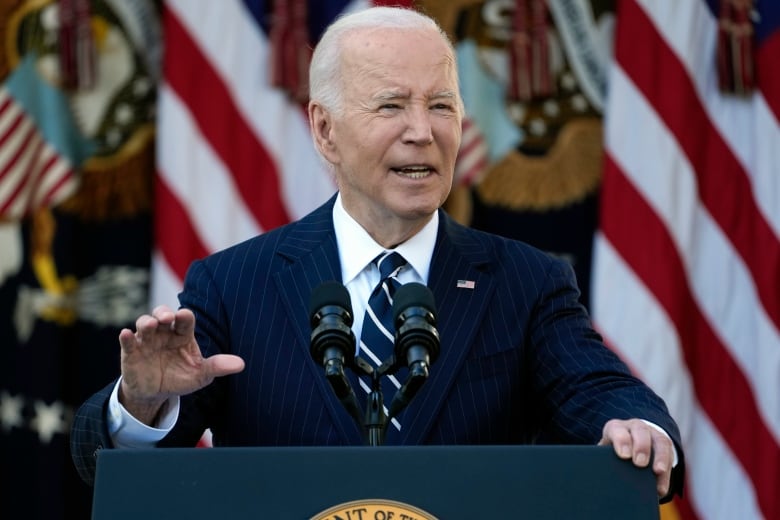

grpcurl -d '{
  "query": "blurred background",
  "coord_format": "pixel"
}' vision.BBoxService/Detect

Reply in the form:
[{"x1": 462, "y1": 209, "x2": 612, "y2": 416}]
[{"x1": 0, "y1": 0, "x2": 776, "y2": 518}]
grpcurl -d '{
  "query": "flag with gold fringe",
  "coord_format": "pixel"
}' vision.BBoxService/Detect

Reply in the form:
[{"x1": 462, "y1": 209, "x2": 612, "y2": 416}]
[{"x1": 0, "y1": 1, "x2": 161, "y2": 518}]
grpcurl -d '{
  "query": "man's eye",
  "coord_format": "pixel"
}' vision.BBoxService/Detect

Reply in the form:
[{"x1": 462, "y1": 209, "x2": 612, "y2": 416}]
[
  {"x1": 431, "y1": 103, "x2": 454, "y2": 111},
  {"x1": 380, "y1": 103, "x2": 400, "y2": 110}
]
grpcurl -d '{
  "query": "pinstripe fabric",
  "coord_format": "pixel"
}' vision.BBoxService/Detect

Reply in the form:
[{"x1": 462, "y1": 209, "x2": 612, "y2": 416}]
[{"x1": 71, "y1": 194, "x2": 683, "y2": 492}]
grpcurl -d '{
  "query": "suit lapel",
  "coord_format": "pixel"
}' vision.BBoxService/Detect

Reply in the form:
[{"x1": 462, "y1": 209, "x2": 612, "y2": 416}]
[
  {"x1": 272, "y1": 196, "x2": 364, "y2": 444},
  {"x1": 390, "y1": 211, "x2": 496, "y2": 445}
]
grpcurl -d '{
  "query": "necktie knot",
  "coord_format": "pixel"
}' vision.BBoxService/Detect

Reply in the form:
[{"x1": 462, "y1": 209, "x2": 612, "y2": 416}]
[{"x1": 374, "y1": 251, "x2": 406, "y2": 282}]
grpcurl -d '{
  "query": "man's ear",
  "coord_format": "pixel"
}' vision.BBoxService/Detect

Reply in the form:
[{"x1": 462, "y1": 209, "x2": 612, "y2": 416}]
[{"x1": 309, "y1": 101, "x2": 339, "y2": 164}]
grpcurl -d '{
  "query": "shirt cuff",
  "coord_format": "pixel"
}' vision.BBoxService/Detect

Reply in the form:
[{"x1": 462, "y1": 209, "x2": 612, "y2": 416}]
[{"x1": 107, "y1": 377, "x2": 180, "y2": 448}]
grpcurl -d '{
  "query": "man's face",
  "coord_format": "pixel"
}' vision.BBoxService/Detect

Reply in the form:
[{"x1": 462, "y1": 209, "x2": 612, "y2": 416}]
[{"x1": 316, "y1": 27, "x2": 463, "y2": 236}]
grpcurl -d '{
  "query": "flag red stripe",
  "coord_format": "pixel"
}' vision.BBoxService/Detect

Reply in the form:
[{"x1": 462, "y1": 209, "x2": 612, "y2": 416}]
[
  {"x1": 38, "y1": 166, "x2": 74, "y2": 209},
  {"x1": 0, "y1": 122, "x2": 37, "y2": 186},
  {"x1": 758, "y1": 29, "x2": 780, "y2": 121},
  {"x1": 12, "y1": 136, "x2": 48, "y2": 214},
  {"x1": 154, "y1": 174, "x2": 209, "y2": 281},
  {"x1": 458, "y1": 131, "x2": 483, "y2": 157},
  {"x1": 617, "y1": 0, "x2": 780, "y2": 331},
  {"x1": 0, "y1": 95, "x2": 11, "y2": 114},
  {"x1": 601, "y1": 156, "x2": 780, "y2": 520},
  {"x1": 674, "y1": 492, "x2": 699, "y2": 520},
  {"x1": 162, "y1": 6, "x2": 290, "y2": 231},
  {"x1": 33, "y1": 153, "x2": 65, "y2": 206},
  {"x1": 0, "y1": 109, "x2": 25, "y2": 153},
  {"x1": 457, "y1": 156, "x2": 488, "y2": 186}
]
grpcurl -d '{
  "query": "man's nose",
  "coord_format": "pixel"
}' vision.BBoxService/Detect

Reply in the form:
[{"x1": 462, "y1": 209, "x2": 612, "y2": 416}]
[{"x1": 402, "y1": 107, "x2": 434, "y2": 145}]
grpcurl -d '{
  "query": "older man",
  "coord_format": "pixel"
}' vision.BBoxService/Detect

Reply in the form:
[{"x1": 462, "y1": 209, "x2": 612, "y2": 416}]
[{"x1": 71, "y1": 6, "x2": 683, "y2": 502}]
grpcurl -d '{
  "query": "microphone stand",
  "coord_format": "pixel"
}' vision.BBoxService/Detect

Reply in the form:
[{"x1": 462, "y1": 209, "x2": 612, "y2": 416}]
[
  {"x1": 353, "y1": 357, "x2": 387, "y2": 446},
  {"x1": 365, "y1": 379, "x2": 385, "y2": 447},
  {"x1": 370, "y1": 356, "x2": 428, "y2": 444},
  {"x1": 323, "y1": 353, "x2": 432, "y2": 446}
]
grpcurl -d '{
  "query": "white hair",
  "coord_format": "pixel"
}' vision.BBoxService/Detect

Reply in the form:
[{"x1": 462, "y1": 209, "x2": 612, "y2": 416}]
[{"x1": 309, "y1": 6, "x2": 459, "y2": 115}]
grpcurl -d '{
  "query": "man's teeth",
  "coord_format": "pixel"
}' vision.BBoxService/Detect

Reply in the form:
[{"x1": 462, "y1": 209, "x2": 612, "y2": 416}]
[{"x1": 395, "y1": 166, "x2": 431, "y2": 178}]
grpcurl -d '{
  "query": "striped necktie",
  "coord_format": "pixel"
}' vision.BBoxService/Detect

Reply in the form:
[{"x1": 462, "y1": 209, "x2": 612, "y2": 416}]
[{"x1": 360, "y1": 251, "x2": 407, "y2": 428}]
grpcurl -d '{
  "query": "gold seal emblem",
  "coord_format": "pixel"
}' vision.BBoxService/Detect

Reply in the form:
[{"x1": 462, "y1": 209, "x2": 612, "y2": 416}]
[{"x1": 311, "y1": 498, "x2": 439, "y2": 520}]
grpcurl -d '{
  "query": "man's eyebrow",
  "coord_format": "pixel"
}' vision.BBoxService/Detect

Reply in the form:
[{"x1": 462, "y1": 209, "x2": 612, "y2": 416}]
[
  {"x1": 372, "y1": 90, "x2": 458, "y2": 102},
  {"x1": 373, "y1": 90, "x2": 410, "y2": 102},
  {"x1": 430, "y1": 90, "x2": 457, "y2": 100}
]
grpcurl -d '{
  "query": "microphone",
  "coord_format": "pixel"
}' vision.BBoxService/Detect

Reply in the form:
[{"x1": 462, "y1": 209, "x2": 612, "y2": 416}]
[
  {"x1": 309, "y1": 281, "x2": 362, "y2": 425},
  {"x1": 388, "y1": 282, "x2": 440, "y2": 419}
]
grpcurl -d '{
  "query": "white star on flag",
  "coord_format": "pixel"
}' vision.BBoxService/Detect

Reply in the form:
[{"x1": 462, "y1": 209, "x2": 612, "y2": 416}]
[
  {"x1": 30, "y1": 400, "x2": 67, "y2": 444},
  {"x1": 0, "y1": 391, "x2": 24, "y2": 431}
]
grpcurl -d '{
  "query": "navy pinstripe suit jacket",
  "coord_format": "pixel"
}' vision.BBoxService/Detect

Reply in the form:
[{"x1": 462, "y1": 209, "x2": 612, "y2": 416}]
[{"x1": 71, "y1": 195, "x2": 684, "y2": 497}]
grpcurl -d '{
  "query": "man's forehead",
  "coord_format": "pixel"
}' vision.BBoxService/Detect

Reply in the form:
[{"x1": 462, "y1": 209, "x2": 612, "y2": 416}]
[{"x1": 343, "y1": 26, "x2": 451, "y2": 58}]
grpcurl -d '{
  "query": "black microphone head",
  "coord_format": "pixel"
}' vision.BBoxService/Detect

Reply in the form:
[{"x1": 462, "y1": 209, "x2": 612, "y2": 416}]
[
  {"x1": 392, "y1": 282, "x2": 439, "y2": 366},
  {"x1": 309, "y1": 281, "x2": 353, "y2": 327},
  {"x1": 392, "y1": 282, "x2": 436, "y2": 321},
  {"x1": 309, "y1": 281, "x2": 356, "y2": 365}
]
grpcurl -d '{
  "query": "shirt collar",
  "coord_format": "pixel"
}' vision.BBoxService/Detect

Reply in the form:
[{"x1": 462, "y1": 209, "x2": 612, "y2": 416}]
[{"x1": 333, "y1": 193, "x2": 437, "y2": 285}]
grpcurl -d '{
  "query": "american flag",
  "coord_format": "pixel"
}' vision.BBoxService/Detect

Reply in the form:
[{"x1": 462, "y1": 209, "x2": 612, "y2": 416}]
[
  {"x1": 0, "y1": 57, "x2": 88, "y2": 219},
  {"x1": 592, "y1": 1, "x2": 779, "y2": 519}
]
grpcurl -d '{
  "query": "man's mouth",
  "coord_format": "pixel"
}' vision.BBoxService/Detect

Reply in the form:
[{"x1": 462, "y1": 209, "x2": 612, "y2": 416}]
[{"x1": 391, "y1": 165, "x2": 434, "y2": 179}]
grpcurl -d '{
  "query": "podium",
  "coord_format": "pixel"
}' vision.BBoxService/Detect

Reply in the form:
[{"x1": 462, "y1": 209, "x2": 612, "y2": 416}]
[{"x1": 92, "y1": 445, "x2": 658, "y2": 519}]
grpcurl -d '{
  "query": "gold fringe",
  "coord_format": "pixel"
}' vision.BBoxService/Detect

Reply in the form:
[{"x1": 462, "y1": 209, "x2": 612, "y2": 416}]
[
  {"x1": 30, "y1": 205, "x2": 55, "y2": 258},
  {"x1": 0, "y1": 0, "x2": 29, "y2": 81},
  {"x1": 58, "y1": 125, "x2": 155, "y2": 220},
  {"x1": 659, "y1": 502, "x2": 682, "y2": 520},
  {"x1": 31, "y1": 208, "x2": 79, "y2": 325},
  {"x1": 419, "y1": 0, "x2": 484, "y2": 43},
  {"x1": 476, "y1": 118, "x2": 603, "y2": 211}
]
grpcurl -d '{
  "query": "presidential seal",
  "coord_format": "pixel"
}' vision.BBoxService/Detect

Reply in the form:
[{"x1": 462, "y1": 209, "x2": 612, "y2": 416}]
[{"x1": 311, "y1": 498, "x2": 439, "y2": 520}]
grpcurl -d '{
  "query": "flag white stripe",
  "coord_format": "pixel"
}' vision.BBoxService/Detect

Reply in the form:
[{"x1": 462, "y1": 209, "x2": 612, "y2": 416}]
[
  {"x1": 591, "y1": 235, "x2": 690, "y2": 414},
  {"x1": 686, "y1": 412, "x2": 764, "y2": 520},
  {"x1": 150, "y1": 250, "x2": 183, "y2": 309}
]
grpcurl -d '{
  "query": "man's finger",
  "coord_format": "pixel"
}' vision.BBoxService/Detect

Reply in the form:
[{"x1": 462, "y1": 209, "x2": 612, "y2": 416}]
[
  {"x1": 629, "y1": 425, "x2": 652, "y2": 467},
  {"x1": 598, "y1": 419, "x2": 632, "y2": 459},
  {"x1": 171, "y1": 308, "x2": 196, "y2": 336},
  {"x1": 205, "y1": 354, "x2": 246, "y2": 379},
  {"x1": 118, "y1": 328, "x2": 137, "y2": 352},
  {"x1": 651, "y1": 430, "x2": 672, "y2": 474},
  {"x1": 600, "y1": 419, "x2": 653, "y2": 466},
  {"x1": 650, "y1": 430, "x2": 673, "y2": 496}
]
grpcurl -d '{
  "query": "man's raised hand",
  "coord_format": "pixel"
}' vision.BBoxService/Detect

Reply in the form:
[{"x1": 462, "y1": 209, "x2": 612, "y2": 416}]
[{"x1": 117, "y1": 306, "x2": 245, "y2": 425}]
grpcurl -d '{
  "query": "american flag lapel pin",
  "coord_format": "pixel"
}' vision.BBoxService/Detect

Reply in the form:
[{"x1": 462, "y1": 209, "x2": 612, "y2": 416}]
[{"x1": 456, "y1": 279, "x2": 476, "y2": 289}]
